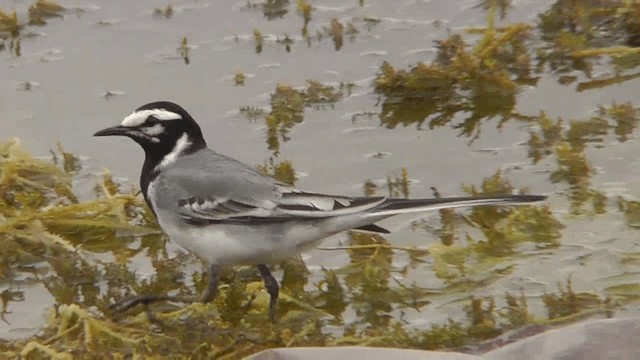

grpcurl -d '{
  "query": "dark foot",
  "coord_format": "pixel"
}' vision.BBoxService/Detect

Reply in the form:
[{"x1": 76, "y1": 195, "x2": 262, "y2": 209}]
[
  {"x1": 109, "y1": 294, "x2": 182, "y2": 313},
  {"x1": 110, "y1": 264, "x2": 222, "y2": 313},
  {"x1": 257, "y1": 264, "x2": 279, "y2": 322}
]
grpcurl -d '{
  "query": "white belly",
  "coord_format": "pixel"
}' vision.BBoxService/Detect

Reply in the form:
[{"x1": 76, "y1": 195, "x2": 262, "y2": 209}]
[{"x1": 156, "y1": 214, "x2": 340, "y2": 265}]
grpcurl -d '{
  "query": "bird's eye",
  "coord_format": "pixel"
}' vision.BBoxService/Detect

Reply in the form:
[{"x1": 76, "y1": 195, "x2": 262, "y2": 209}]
[{"x1": 143, "y1": 117, "x2": 160, "y2": 127}]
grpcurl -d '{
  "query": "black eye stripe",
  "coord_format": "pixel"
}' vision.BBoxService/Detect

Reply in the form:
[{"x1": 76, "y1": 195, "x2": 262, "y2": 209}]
[{"x1": 143, "y1": 118, "x2": 160, "y2": 126}]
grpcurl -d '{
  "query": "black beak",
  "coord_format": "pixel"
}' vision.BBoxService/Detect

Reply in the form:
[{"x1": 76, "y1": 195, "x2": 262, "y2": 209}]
[{"x1": 93, "y1": 125, "x2": 129, "y2": 137}]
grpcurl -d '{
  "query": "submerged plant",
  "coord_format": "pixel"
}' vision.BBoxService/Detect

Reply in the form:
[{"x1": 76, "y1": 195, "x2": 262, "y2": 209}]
[
  {"x1": 153, "y1": 5, "x2": 174, "y2": 19},
  {"x1": 528, "y1": 102, "x2": 640, "y2": 214},
  {"x1": 260, "y1": 80, "x2": 343, "y2": 154},
  {"x1": 28, "y1": 0, "x2": 64, "y2": 26},
  {"x1": 234, "y1": 70, "x2": 246, "y2": 86},
  {"x1": 253, "y1": 28, "x2": 263, "y2": 54},
  {"x1": 179, "y1": 37, "x2": 190, "y2": 65}
]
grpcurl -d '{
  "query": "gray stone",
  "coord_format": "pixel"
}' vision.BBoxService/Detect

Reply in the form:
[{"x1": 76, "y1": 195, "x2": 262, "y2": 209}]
[
  {"x1": 485, "y1": 317, "x2": 640, "y2": 360},
  {"x1": 245, "y1": 318, "x2": 640, "y2": 360},
  {"x1": 245, "y1": 346, "x2": 483, "y2": 360}
]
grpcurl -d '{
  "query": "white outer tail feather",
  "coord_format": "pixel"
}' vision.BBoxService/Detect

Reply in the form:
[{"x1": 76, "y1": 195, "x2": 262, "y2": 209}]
[{"x1": 365, "y1": 196, "x2": 545, "y2": 218}]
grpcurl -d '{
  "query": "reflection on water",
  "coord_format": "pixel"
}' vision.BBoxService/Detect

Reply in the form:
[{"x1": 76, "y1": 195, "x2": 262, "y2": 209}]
[
  {"x1": 0, "y1": 0, "x2": 65, "y2": 57},
  {"x1": 527, "y1": 103, "x2": 640, "y2": 214},
  {"x1": 255, "y1": 81, "x2": 343, "y2": 155},
  {"x1": 1, "y1": 0, "x2": 640, "y2": 357}
]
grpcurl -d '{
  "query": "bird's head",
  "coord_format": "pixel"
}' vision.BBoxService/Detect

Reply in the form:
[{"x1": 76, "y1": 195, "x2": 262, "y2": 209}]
[{"x1": 94, "y1": 101, "x2": 207, "y2": 161}]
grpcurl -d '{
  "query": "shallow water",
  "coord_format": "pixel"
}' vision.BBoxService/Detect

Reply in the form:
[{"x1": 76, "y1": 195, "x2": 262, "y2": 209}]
[{"x1": 1, "y1": 0, "x2": 640, "y2": 352}]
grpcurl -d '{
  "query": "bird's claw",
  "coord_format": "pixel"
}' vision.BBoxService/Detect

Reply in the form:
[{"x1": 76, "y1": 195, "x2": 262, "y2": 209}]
[{"x1": 109, "y1": 295, "x2": 175, "y2": 313}]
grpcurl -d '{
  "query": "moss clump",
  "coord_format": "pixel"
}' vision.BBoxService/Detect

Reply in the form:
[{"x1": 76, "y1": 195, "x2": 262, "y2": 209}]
[
  {"x1": 253, "y1": 28, "x2": 263, "y2": 54},
  {"x1": 234, "y1": 71, "x2": 246, "y2": 86},
  {"x1": 374, "y1": 0, "x2": 640, "y2": 139},
  {"x1": 527, "y1": 102, "x2": 640, "y2": 214},
  {"x1": 28, "y1": 0, "x2": 64, "y2": 26},
  {"x1": 463, "y1": 171, "x2": 563, "y2": 256},
  {"x1": 179, "y1": 37, "x2": 190, "y2": 65},
  {"x1": 296, "y1": 0, "x2": 312, "y2": 37},
  {"x1": 262, "y1": 0, "x2": 290, "y2": 20},
  {"x1": 542, "y1": 277, "x2": 602, "y2": 320},
  {"x1": 329, "y1": 18, "x2": 344, "y2": 51},
  {"x1": 261, "y1": 81, "x2": 343, "y2": 154},
  {"x1": 153, "y1": 5, "x2": 173, "y2": 19},
  {"x1": 501, "y1": 292, "x2": 533, "y2": 329},
  {"x1": 617, "y1": 197, "x2": 640, "y2": 229},
  {"x1": 374, "y1": 20, "x2": 530, "y2": 138},
  {"x1": 257, "y1": 158, "x2": 296, "y2": 185}
]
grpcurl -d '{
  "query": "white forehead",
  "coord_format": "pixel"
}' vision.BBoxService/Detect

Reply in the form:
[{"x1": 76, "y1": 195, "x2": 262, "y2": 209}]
[{"x1": 121, "y1": 109, "x2": 182, "y2": 127}]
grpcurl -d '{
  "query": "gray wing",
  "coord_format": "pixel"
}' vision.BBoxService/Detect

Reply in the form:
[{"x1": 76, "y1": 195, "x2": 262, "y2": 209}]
[{"x1": 154, "y1": 150, "x2": 387, "y2": 225}]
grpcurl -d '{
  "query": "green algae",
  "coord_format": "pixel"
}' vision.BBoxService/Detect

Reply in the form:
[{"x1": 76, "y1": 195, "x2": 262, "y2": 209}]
[
  {"x1": 0, "y1": 0, "x2": 63, "y2": 57},
  {"x1": 255, "y1": 80, "x2": 343, "y2": 155},
  {"x1": 373, "y1": 0, "x2": 640, "y2": 140},
  {"x1": 542, "y1": 277, "x2": 603, "y2": 320},
  {"x1": 0, "y1": 137, "x2": 629, "y2": 360},
  {"x1": 617, "y1": 197, "x2": 640, "y2": 228},
  {"x1": 295, "y1": 0, "x2": 311, "y2": 38},
  {"x1": 527, "y1": 102, "x2": 640, "y2": 214},
  {"x1": 253, "y1": 28, "x2": 263, "y2": 53},
  {"x1": 28, "y1": 0, "x2": 64, "y2": 26},
  {"x1": 153, "y1": 5, "x2": 174, "y2": 20},
  {"x1": 179, "y1": 37, "x2": 190, "y2": 65},
  {"x1": 234, "y1": 71, "x2": 247, "y2": 86},
  {"x1": 3, "y1": 0, "x2": 640, "y2": 357},
  {"x1": 256, "y1": 158, "x2": 296, "y2": 185}
]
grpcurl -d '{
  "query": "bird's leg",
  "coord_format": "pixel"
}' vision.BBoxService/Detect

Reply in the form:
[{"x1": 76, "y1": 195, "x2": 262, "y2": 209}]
[
  {"x1": 199, "y1": 264, "x2": 221, "y2": 303},
  {"x1": 256, "y1": 264, "x2": 279, "y2": 322},
  {"x1": 110, "y1": 264, "x2": 222, "y2": 313}
]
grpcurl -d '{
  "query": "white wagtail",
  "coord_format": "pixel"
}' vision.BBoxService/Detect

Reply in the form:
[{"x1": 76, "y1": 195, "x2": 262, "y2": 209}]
[{"x1": 94, "y1": 101, "x2": 546, "y2": 320}]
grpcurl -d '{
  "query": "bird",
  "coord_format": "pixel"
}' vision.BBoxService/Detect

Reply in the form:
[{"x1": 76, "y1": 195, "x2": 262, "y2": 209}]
[{"x1": 94, "y1": 101, "x2": 547, "y2": 321}]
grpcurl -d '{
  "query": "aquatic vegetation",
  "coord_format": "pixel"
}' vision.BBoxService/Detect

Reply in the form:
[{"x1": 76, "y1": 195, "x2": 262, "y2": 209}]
[
  {"x1": 474, "y1": 0, "x2": 513, "y2": 22},
  {"x1": 2, "y1": 0, "x2": 640, "y2": 357},
  {"x1": 542, "y1": 277, "x2": 602, "y2": 320},
  {"x1": 0, "y1": 9, "x2": 20, "y2": 38},
  {"x1": 265, "y1": 84, "x2": 306, "y2": 154},
  {"x1": 277, "y1": 33, "x2": 294, "y2": 52},
  {"x1": 253, "y1": 28, "x2": 263, "y2": 53},
  {"x1": 305, "y1": 79, "x2": 343, "y2": 105},
  {"x1": 179, "y1": 37, "x2": 190, "y2": 65},
  {"x1": 234, "y1": 71, "x2": 247, "y2": 86},
  {"x1": 0, "y1": 135, "x2": 626, "y2": 358},
  {"x1": 239, "y1": 105, "x2": 267, "y2": 122},
  {"x1": 295, "y1": 0, "x2": 312, "y2": 37},
  {"x1": 329, "y1": 18, "x2": 344, "y2": 51},
  {"x1": 385, "y1": 168, "x2": 410, "y2": 199},
  {"x1": 617, "y1": 197, "x2": 640, "y2": 228},
  {"x1": 256, "y1": 158, "x2": 296, "y2": 185},
  {"x1": 500, "y1": 292, "x2": 533, "y2": 329},
  {"x1": 0, "y1": 0, "x2": 63, "y2": 56},
  {"x1": 260, "y1": 0, "x2": 290, "y2": 20},
  {"x1": 374, "y1": 24, "x2": 531, "y2": 138},
  {"x1": 153, "y1": 5, "x2": 174, "y2": 20},
  {"x1": 259, "y1": 81, "x2": 343, "y2": 154},
  {"x1": 374, "y1": 0, "x2": 640, "y2": 139},
  {"x1": 527, "y1": 102, "x2": 640, "y2": 214},
  {"x1": 462, "y1": 171, "x2": 563, "y2": 256},
  {"x1": 246, "y1": 5, "x2": 379, "y2": 53},
  {"x1": 28, "y1": 0, "x2": 64, "y2": 26},
  {"x1": 537, "y1": 0, "x2": 640, "y2": 84}
]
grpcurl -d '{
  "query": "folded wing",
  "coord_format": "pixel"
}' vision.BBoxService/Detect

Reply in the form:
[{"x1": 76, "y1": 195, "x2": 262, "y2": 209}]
[{"x1": 176, "y1": 187, "x2": 387, "y2": 225}]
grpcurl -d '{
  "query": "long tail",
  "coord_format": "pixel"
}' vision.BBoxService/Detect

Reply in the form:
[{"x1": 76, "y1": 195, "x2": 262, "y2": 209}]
[{"x1": 366, "y1": 194, "x2": 546, "y2": 218}]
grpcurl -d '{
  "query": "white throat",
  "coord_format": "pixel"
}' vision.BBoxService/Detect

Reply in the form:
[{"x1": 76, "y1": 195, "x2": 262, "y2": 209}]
[{"x1": 156, "y1": 133, "x2": 191, "y2": 171}]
